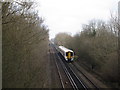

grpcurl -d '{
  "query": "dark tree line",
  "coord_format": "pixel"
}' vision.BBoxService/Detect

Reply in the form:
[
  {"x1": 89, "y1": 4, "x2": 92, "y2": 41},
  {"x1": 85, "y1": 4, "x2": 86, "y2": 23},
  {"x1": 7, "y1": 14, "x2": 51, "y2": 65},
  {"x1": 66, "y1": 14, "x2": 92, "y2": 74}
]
[
  {"x1": 54, "y1": 19, "x2": 119, "y2": 86},
  {"x1": 2, "y1": 1, "x2": 49, "y2": 88}
]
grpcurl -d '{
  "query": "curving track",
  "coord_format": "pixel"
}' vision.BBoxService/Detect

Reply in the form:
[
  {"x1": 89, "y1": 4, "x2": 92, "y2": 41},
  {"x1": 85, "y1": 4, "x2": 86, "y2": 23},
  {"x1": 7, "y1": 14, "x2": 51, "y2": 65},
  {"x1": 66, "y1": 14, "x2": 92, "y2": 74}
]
[
  {"x1": 50, "y1": 43, "x2": 100, "y2": 89},
  {"x1": 50, "y1": 44, "x2": 72, "y2": 88},
  {"x1": 51, "y1": 44, "x2": 88, "y2": 89}
]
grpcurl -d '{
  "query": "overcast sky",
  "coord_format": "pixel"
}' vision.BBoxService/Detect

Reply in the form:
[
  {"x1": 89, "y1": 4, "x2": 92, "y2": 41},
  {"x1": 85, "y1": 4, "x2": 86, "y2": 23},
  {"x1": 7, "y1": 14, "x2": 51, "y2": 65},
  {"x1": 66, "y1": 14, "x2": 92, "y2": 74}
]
[{"x1": 35, "y1": 0, "x2": 119, "y2": 39}]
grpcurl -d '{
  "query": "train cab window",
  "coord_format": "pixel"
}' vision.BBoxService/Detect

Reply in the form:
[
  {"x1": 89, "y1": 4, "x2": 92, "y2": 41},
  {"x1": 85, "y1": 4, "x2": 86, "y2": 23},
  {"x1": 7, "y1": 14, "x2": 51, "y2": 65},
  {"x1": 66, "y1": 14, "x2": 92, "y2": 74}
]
[{"x1": 66, "y1": 52, "x2": 73, "y2": 56}]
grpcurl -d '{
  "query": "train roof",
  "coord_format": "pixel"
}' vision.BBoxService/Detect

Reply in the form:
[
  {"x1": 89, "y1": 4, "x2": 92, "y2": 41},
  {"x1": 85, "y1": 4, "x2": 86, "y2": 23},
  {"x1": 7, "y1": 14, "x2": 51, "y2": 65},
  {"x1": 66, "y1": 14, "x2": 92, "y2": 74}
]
[{"x1": 59, "y1": 46, "x2": 73, "y2": 52}]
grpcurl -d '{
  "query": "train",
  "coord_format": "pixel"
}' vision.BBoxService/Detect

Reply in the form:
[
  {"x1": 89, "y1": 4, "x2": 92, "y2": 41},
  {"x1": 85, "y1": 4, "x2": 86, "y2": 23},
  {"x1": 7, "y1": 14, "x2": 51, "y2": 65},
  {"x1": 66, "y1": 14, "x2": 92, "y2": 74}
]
[{"x1": 58, "y1": 46, "x2": 74, "y2": 62}]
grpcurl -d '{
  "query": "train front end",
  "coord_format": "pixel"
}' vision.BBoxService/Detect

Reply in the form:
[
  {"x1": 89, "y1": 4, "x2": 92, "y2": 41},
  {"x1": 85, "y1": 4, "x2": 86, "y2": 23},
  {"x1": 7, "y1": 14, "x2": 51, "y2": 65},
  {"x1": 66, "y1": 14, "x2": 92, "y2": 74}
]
[{"x1": 65, "y1": 51, "x2": 74, "y2": 62}]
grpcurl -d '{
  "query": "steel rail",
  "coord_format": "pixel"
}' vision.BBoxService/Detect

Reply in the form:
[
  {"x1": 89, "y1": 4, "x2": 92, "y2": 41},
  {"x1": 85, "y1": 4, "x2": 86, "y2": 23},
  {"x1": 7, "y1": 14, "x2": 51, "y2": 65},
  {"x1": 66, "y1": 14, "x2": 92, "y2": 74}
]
[
  {"x1": 53, "y1": 43, "x2": 98, "y2": 88},
  {"x1": 67, "y1": 63, "x2": 87, "y2": 89},
  {"x1": 71, "y1": 63, "x2": 99, "y2": 88},
  {"x1": 52, "y1": 51, "x2": 65, "y2": 88},
  {"x1": 52, "y1": 45, "x2": 88, "y2": 90},
  {"x1": 52, "y1": 45, "x2": 79, "y2": 89},
  {"x1": 50, "y1": 45, "x2": 65, "y2": 88},
  {"x1": 56, "y1": 54, "x2": 79, "y2": 89}
]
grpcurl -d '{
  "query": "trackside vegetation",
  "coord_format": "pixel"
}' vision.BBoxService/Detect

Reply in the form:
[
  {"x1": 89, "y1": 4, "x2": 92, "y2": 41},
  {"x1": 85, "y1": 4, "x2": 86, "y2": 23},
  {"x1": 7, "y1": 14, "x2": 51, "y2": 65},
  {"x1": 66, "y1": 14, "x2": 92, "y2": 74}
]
[
  {"x1": 2, "y1": 1, "x2": 49, "y2": 88},
  {"x1": 54, "y1": 19, "x2": 119, "y2": 87}
]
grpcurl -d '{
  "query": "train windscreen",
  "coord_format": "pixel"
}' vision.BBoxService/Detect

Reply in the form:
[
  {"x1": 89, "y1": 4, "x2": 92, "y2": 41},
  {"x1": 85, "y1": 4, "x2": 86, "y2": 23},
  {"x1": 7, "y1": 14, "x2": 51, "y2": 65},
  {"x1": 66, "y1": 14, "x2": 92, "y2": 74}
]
[{"x1": 66, "y1": 52, "x2": 73, "y2": 57}]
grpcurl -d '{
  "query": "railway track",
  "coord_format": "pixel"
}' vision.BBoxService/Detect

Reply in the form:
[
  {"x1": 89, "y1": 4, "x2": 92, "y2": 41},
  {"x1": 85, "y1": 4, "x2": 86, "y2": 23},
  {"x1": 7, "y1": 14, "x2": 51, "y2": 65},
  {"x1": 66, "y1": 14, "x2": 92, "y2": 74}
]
[
  {"x1": 52, "y1": 52, "x2": 65, "y2": 88},
  {"x1": 49, "y1": 47, "x2": 63, "y2": 88},
  {"x1": 56, "y1": 53, "x2": 87, "y2": 89},
  {"x1": 52, "y1": 44, "x2": 88, "y2": 89},
  {"x1": 50, "y1": 44, "x2": 72, "y2": 88},
  {"x1": 51, "y1": 44, "x2": 100, "y2": 89},
  {"x1": 70, "y1": 63, "x2": 99, "y2": 88}
]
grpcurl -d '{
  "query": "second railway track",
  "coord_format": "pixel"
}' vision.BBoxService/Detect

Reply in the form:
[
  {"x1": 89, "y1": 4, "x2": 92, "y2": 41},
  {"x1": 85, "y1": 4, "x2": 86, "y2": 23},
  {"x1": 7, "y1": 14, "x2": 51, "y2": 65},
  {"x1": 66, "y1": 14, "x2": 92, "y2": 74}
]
[
  {"x1": 69, "y1": 63, "x2": 99, "y2": 88},
  {"x1": 51, "y1": 43, "x2": 100, "y2": 89}
]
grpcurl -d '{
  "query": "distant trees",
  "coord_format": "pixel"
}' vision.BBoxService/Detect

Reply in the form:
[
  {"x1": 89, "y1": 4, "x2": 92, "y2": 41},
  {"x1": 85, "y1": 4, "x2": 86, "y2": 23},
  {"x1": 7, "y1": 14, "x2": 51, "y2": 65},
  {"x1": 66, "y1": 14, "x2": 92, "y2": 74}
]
[
  {"x1": 54, "y1": 19, "x2": 118, "y2": 83},
  {"x1": 54, "y1": 32, "x2": 73, "y2": 48},
  {"x1": 2, "y1": 1, "x2": 49, "y2": 88}
]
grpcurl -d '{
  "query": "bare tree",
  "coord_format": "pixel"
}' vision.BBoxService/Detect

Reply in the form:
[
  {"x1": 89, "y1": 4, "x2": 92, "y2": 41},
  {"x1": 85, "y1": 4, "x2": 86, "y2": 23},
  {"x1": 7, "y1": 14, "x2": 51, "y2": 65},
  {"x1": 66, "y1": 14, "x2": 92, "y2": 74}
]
[{"x1": 2, "y1": 1, "x2": 49, "y2": 88}]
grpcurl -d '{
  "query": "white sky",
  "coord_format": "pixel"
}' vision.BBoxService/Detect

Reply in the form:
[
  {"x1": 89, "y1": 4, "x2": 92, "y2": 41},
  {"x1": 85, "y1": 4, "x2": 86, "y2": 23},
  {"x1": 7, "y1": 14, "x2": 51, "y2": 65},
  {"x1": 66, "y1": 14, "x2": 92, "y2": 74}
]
[{"x1": 35, "y1": 0, "x2": 119, "y2": 39}]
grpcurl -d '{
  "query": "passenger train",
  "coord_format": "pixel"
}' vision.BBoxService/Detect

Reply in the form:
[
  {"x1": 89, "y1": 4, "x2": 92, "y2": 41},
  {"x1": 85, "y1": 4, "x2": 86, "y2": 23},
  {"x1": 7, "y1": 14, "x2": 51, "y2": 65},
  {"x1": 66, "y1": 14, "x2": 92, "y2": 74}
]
[{"x1": 58, "y1": 46, "x2": 74, "y2": 62}]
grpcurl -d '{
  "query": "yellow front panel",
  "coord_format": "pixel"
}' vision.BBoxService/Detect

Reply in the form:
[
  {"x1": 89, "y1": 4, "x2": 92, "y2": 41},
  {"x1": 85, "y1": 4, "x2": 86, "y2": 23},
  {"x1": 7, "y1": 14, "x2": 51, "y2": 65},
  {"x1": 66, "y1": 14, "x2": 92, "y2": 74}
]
[{"x1": 68, "y1": 52, "x2": 71, "y2": 59}]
